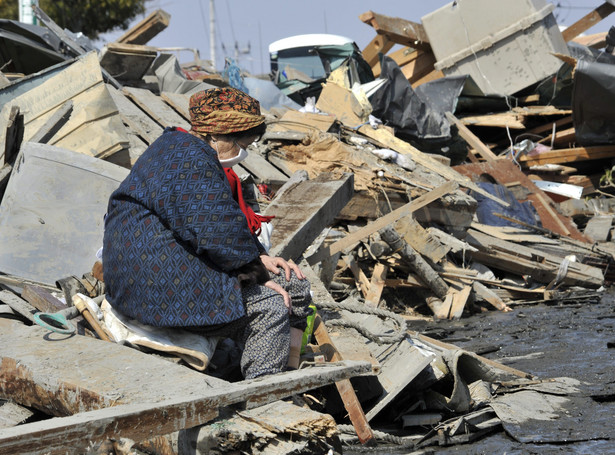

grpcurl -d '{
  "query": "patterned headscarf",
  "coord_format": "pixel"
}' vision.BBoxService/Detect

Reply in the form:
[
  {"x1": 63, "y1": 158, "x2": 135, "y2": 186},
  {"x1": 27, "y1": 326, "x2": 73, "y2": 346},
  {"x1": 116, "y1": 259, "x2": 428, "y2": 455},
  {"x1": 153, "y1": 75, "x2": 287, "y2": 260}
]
[{"x1": 189, "y1": 87, "x2": 265, "y2": 135}]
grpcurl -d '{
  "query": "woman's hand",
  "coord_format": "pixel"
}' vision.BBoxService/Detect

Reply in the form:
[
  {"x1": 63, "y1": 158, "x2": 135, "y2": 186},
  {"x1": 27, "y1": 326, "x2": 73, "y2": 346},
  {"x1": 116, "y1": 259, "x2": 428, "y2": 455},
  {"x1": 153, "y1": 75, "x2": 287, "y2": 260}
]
[
  {"x1": 264, "y1": 280, "x2": 291, "y2": 313},
  {"x1": 260, "y1": 255, "x2": 305, "y2": 281}
]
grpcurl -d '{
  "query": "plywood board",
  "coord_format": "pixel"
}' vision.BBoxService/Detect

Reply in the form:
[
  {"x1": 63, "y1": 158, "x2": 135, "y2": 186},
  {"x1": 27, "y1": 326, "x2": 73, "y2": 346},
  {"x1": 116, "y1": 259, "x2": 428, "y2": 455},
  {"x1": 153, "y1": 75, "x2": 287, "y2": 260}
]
[
  {"x1": 365, "y1": 337, "x2": 434, "y2": 421},
  {"x1": 0, "y1": 143, "x2": 129, "y2": 285},
  {"x1": 123, "y1": 86, "x2": 190, "y2": 129},
  {"x1": 0, "y1": 52, "x2": 129, "y2": 160},
  {"x1": 107, "y1": 84, "x2": 163, "y2": 144}
]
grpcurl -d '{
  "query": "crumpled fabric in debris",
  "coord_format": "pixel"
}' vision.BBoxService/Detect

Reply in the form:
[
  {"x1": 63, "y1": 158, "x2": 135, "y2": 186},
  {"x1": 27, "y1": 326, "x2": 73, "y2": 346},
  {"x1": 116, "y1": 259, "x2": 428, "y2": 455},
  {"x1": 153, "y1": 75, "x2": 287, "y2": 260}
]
[
  {"x1": 222, "y1": 58, "x2": 249, "y2": 94},
  {"x1": 469, "y1": 182, "x2": 541, "y2": 228},
  {"x1": 101, "y1": 299, "x2": 218, "y2": 371},
  {"x1": 368, "y1": 54, "x2": 478, "y2": 140}
]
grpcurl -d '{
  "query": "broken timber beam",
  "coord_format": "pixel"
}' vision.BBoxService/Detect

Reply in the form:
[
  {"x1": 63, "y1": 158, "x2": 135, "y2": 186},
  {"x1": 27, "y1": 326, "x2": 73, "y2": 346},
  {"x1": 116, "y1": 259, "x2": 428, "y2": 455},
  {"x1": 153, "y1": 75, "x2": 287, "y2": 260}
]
[
  {"x1": 517, "y1": 145, "x2": 615, "y2": 166},
  {"x1": 1, "y1": 105, "x2": 24, "y2": 166},
  {"x1": 313, "y1": 315, "x2": 374, "y2": 444},
  {"x1": 0, "y1": 357, "x2": 371, "y2": 455},
  {"x1": 358, "y1": 125, "x2": 509, "y2": 207},
  {"x1": 361, "y1": 35, "x2": 395, "y2": 68},
  {"x1": 379, "y1": 226, "x2": 449, "y2": 300},
  {"x1": 307, "y1": 181, "x2": 458, "y2": 265},
  {"x1": 445, "y1": 112, "x2": 499, "y2": 162},
  {"x1": 359, "y1": 11, "x2": 431, "y2": 51},
  {"x1": 29, "y1": 101, "x2": 73, "y2": 144},
  {"x1": 116, "y1": 9, "x2": 171, "y2": 45},
  {"x1": 364, "y1": 264, "x2": 387, "y2": 307},
  {"x1": 562, "y1": 1, "x2": 615, "y2": 42},
  {"x1": 265, "y1": 173, "x2": 354, "y2": 261}
]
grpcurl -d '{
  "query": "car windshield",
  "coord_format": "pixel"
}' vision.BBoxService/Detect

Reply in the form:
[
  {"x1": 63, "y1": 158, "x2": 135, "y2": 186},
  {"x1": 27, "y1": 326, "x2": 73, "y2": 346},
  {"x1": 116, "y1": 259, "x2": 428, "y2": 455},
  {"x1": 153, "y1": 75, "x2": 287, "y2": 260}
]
[{"x1": 274, "y1": 46, "x2": 326, "y2": 82}]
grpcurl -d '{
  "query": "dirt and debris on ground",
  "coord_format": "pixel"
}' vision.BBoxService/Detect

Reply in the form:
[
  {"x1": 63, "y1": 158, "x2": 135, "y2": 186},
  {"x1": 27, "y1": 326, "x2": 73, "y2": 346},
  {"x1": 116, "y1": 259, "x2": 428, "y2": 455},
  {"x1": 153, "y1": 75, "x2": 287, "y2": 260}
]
[{"x1": 1, "y1": 1, "x2": 615, "y2": 454}]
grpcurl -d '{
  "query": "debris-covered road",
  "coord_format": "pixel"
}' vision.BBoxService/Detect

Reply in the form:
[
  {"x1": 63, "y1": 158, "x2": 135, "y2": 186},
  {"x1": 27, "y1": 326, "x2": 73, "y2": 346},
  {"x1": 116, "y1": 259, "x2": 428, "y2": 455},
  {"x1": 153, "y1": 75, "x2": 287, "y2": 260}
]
[{"x1": 375, "y1": 289, "x2": 615, "y2": 454}]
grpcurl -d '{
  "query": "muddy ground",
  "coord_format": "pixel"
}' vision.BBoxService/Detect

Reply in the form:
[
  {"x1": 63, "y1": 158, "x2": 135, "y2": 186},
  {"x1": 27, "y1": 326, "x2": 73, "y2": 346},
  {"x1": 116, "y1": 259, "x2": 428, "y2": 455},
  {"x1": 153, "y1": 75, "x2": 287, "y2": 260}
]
[{"x1": 351, "y1": 287, "x2": 615, "y2": 454}]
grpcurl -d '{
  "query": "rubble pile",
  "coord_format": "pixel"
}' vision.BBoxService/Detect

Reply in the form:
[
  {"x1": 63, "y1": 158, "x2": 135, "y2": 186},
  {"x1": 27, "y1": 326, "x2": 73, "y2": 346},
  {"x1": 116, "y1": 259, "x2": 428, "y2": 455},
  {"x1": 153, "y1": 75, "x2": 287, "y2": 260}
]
[{"x1": 1, "y1": 2, "x2": 615, "y2": 454}]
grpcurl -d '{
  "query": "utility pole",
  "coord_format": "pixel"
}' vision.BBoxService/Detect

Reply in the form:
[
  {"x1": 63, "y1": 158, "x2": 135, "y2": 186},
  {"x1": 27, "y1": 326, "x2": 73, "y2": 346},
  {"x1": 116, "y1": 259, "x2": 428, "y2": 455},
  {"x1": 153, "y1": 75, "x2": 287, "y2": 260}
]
[{"x1": 209, "y1": 0, "x2": 216, "y2": 70}]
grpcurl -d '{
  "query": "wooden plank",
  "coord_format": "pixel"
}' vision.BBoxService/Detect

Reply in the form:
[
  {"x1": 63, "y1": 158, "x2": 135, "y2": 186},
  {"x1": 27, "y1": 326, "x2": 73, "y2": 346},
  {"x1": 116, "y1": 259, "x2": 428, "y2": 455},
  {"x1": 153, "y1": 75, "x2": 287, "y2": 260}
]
[
  {"x1": 537, "y1": 126, "x2": 576, "y2": 146},
  {"x1": 473, "y1": 281, "x2": 511, "y2": 312},
  {"x1": 380, "y1": 225, "x2": 449, "y2": 299},
  {"x1": 0, "y1": 105, "x2": 23, "y2": 166},
  {"x1": 116, "y1": 9, "x2": 171, "y2": 45},
  {"x1": 358, "y1": 125, "x2": 508, "y2": 206},
  {"x1": 364, "y1": 263, "x2": 387, "y2": 307},
  {"x1": 394, "y1": 215, "x2": 450, "y2": 263},
  {"x1": 361, "y1": 34, "x2": 394, "y2": 68},
  {"x1": 562, "y1": 2, "x2": 615, "y2": 42},
  {"x1": 517, "y1": 145, "x2": 615, "y2": 166},
  {"x1": 123, "y1": 86, "x2": 190, "y2": 129},
  {"x1": 0, "y1": 318, "x2": 227, "y2": 416},
  {"x1": 448, "y1": 285, "x2": 472, "y2": 319},
  {"x1": 470, "y1": 223, "x2": 559, "y2": 244},
  {"x1": 445, "y1": 112, "x2": 499, "y2": 162},
  {"x1": 535, "y1": 192, "x2": 570, "y2": 236},
  {"x1": 0, "y1": 53, "x2": 128, "y2": 159},
  {"x1": 312, "y1": 315, "x2": 373, "y2": 443},
  {"x1": 584, "y1": 215, "x2": 614, "y2": 242},
  {"x1": 307, "y1": 181, "x2": 458, "y2": 265},
  {"x1": 160, "y1": 91, "x2": 191, "y2": 120},
  {"x1": 399, "y1": 50, "x2": 440, "y2": 85},
  {"x1": 20, "y1": 285, "x2": 67, "y2": 313},
  {"x1": 0, "y1": 290, "x2": 37, "y2": 323},
  {"x1": 107, "y1": 84, "x2": 163, "y2": 144},
  {"x1": 0, "y1": 352, "x2": 370, "y2": 454},
  {"x1": 523, "y1": 115, "x2": 572, "y2": 136},
  {"x1": 265, "y1": 173, "x2": 354, "y2": 260},
  {"x1": 0, "y1": 401, "x2": 33, "y2": 430},
  {"x1": 458, "y1": 112, "x2": 526, "y2": 129},
  {"x1": 465, "y1": 229, "x2": 604, "y2": 288},
  {"x1": 427, "y1": 294, "x2": 453, "y2": 319},
  {"x1": 237, "y1": 150, "x2": 289, "y2": 186},
  {"x1": 343, "y1": 255, "x2": 371, "y2": 298},
  {"x1": 572, "y1": 31, "x2": 608, "y2": 48},
  {"x1": 364, "y1": 337, "x2": 434, "y2": 421},
  {"x1": 28, "y1": 100, "x2": 73, "y2": 144},
  {"x1": 359, "y1": 11, "x2": 431, "y2": 50}
]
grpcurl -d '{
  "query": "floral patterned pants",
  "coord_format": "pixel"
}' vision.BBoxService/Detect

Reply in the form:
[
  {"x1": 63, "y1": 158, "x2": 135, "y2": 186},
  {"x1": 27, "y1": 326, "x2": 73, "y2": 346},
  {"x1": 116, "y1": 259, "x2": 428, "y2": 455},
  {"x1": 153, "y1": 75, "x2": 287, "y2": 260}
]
[{"x1": 190, "y1": 271, "x2": 313, "y2": 379}]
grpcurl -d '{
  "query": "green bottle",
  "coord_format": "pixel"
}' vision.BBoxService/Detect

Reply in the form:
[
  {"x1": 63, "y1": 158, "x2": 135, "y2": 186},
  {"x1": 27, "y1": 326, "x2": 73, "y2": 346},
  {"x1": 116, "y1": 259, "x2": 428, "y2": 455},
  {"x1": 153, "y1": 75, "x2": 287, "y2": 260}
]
[{"x1": 301, "y1": 304, "x2": 317, "y2": 354}]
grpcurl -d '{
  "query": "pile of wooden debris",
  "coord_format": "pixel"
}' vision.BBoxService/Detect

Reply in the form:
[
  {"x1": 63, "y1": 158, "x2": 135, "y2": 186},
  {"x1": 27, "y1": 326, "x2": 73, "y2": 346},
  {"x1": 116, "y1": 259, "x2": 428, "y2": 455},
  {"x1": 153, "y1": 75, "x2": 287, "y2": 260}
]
[{"x1": 1, "y1": 2, "x2": 614, "y2": 454}]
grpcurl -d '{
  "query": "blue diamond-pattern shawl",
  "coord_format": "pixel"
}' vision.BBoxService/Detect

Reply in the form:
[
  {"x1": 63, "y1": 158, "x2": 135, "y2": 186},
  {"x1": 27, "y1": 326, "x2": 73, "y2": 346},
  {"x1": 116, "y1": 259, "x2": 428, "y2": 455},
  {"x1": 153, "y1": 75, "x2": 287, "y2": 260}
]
[{"x1": 103, "y1": 128, "x2": 259, "y2": 327}]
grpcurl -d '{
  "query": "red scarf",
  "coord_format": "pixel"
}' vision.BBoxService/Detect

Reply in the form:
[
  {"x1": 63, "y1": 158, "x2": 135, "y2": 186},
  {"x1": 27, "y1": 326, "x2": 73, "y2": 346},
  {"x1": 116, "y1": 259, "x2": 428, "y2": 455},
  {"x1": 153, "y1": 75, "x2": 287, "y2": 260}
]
[
  {"x1": 177, "y1": 127, "x2": 274, "y2": 235},
  {"x1": 224, "y1": 168, "x2": 274, "y2": 235}
]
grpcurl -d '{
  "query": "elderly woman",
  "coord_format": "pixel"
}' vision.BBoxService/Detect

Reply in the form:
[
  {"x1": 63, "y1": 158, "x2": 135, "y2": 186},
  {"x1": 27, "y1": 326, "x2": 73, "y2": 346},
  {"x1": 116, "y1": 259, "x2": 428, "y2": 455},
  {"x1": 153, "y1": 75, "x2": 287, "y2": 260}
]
[{"x1": 103, "y1": 87, "x2": 312, "y2": 379}]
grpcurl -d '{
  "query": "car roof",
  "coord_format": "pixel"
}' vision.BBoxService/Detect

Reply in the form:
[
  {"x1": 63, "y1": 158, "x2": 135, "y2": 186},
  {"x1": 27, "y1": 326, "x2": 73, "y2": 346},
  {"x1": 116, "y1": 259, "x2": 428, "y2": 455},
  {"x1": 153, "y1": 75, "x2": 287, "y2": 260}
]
[{"x1": 269, "y1": 34, "x2": 355, "y2": 53}]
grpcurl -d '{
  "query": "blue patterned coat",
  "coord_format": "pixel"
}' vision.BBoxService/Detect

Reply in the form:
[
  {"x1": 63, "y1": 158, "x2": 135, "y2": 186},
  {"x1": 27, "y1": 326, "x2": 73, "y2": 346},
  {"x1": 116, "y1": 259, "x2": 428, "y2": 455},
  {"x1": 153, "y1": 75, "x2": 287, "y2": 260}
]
[{"x1": 103, "y1": 128, "x2": 260, "y2": 327}]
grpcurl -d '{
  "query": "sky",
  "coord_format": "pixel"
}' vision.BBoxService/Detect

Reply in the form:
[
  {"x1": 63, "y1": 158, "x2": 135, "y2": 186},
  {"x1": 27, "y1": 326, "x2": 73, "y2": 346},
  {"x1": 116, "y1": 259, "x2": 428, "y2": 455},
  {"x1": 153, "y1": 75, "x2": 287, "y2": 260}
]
[{"x1": 98, "y1": 0, "x2": 615, "y2": 75}]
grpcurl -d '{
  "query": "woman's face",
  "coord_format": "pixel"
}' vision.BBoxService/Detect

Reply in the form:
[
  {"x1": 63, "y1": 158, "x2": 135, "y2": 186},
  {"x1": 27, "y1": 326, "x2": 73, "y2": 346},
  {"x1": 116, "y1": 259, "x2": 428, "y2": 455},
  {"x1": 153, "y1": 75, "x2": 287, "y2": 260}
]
[{"x1": 211, "y1": 135, "x2": 258, "y2": 160}]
